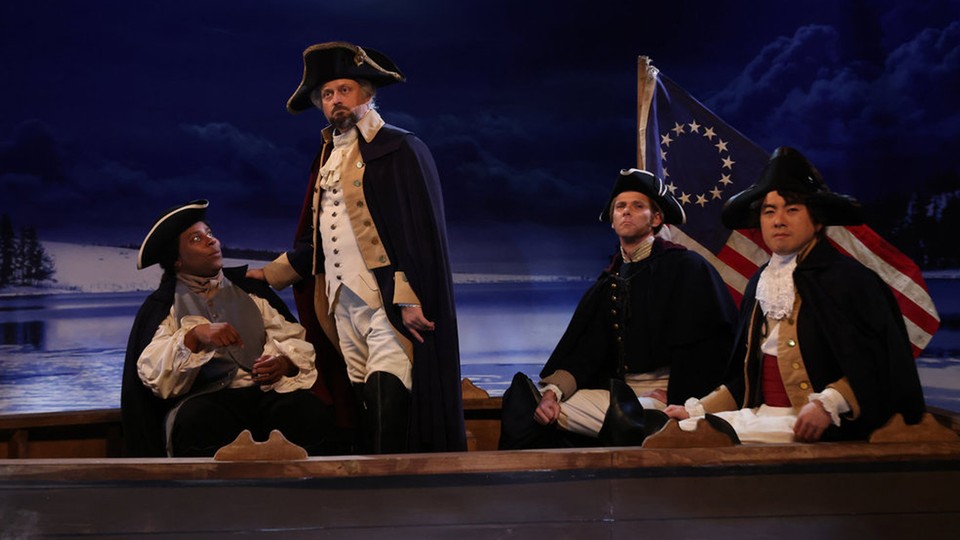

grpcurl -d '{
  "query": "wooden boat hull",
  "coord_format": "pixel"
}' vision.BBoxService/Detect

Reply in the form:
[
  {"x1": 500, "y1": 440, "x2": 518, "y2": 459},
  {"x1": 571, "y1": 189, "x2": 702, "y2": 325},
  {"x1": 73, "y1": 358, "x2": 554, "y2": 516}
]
[
  {"x1": 2, "y1": 442, "x2": 959, "y2": 538},
  {"x1": 3, "y1": 384, "x2": 959, "y2": 538}
]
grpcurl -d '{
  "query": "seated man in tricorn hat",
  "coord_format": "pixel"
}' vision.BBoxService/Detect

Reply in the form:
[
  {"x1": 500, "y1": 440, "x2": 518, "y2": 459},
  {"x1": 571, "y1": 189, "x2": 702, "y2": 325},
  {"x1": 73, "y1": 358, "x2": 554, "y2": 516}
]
[
  {"x1": 121, "y1": 200, "x2": 341, "y2": 457},
  {"x1": 498, "y1": 169, "x2": 738, "y2": 449},
  {"x1": 664, "y1": 147, "x2": 927, "y2": 443},
  {"x1": 247, "y1": 42, "x2": 465, "y2": 453}
]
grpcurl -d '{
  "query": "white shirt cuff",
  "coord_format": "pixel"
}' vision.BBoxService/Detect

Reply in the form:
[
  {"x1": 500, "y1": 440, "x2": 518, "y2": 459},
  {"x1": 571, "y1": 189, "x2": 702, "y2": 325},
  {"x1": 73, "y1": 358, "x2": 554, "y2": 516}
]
[
  {"x1": 540, "y1": 383, "x2": 563, "y2": 401},
  {"x1": 684, "y1": 397, "x2": 705, "y2": 418},
  {"x1": 809, "y1": 388, "x2": 850, "y2": 426}
]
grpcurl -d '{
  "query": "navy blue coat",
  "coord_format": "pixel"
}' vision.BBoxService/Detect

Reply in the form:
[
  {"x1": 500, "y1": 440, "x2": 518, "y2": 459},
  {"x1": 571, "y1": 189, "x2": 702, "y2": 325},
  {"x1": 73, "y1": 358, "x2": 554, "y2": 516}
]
[
  {"x1": 287, "y1": 122, "x2": 466, "y2": 452},
  {"x1": 541, "y1": 238, "x2": 738, "y2": 405},
  {"x1": 725, "y1": 240, "x2": 926, "y2": 440}
]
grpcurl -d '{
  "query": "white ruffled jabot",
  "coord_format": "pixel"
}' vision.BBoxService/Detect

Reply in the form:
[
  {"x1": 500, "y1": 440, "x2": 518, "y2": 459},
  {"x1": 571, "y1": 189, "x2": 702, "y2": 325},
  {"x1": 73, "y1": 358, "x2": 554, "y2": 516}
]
[{"x1": 756, "y1": 252, "x2": 799, "y2": 320}]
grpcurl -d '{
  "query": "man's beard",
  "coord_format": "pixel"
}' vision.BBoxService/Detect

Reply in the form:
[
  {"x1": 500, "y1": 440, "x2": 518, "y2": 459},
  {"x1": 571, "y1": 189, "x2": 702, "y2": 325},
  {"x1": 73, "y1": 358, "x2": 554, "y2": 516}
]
[
  {"x1": 330, "y1": 109, "x2": 359, "y2": 132},
  {"x1": 329, "y1": 102, "x2": 370, "y2": 133}
]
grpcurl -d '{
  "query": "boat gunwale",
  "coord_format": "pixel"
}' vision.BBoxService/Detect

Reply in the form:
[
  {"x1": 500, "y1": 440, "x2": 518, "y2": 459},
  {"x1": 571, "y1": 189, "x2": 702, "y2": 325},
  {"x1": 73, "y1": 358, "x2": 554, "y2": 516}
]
[{"x1": 2, "y1": 438, "x2": 959, "y2": 484}]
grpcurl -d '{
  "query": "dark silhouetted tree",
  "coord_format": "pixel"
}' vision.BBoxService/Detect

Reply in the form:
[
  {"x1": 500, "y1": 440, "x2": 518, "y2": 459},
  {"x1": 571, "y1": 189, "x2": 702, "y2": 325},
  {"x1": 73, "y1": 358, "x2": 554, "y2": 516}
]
[{"x1": 17, "y1": 226, "x2": 55, "y2": 286}]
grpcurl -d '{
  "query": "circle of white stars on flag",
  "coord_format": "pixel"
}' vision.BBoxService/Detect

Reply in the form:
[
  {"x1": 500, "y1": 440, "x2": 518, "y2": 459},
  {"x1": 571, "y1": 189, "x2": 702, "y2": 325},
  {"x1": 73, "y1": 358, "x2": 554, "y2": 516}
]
[{"x1": 659, "y1": 121, "x2": 735, "y2": 208}]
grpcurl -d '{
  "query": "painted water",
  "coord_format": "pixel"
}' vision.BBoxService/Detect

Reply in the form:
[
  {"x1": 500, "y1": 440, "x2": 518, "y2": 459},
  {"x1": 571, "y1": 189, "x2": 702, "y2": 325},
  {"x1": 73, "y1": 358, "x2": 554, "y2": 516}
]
[{"x1": 1, "y1": 279, "x2": 958, "y2": 414}]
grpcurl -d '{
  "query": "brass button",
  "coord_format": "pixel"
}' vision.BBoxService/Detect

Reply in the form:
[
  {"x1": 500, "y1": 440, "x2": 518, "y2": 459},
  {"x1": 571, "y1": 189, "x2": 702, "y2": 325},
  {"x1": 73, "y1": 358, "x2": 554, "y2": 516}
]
[
  {"x1": 787, "y1": 339, "x2": 797, "y2": 347},
  {"x1": 792, "y1": 362, "x2": 800, "y2": 370},
  {"x1": 610, "y1": 283, "x2": 618, "y2": 289},
  {"x1": 800, "y1": 382, "x2": 809, "y2": 390},
  {"x1": 379, "y1": 255, "x2": 387, "y2": 263},
  {"x1": 612, "y1": 323, "x2": 620, "y2": 330},
  {"x1": 610, "y1": 309, "x2": 617, "y2": 316},
  {"x1": 356, "y1": 161, "x2": 364, "y2": 169},
  {"x1": 353, "y1": 180, "x2": 361, "y2": 187},
  {"x1": 357, "y1": 201, "x2": 364, "y2": 208},
  {"x1": 371, "y1": 238, "x2": 380, "y2": 245}
]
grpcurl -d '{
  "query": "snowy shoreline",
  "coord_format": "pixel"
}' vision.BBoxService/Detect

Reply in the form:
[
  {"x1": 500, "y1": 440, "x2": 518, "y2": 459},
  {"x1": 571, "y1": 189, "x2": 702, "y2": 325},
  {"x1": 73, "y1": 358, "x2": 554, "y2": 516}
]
[{"x1": 0, "y1": 241, "x2": 594, "y2": 297}]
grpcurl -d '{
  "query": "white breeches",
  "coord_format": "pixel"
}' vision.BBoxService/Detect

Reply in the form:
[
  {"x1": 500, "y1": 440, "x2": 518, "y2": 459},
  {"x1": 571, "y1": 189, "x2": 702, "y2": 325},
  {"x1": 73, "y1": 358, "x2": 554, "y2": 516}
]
[
  {"x1": 334, "y1": 286, "x2": 412, "y2": 390},
  {"x1": 554, "y1": 374, "x2": 667, "y2": 438}
]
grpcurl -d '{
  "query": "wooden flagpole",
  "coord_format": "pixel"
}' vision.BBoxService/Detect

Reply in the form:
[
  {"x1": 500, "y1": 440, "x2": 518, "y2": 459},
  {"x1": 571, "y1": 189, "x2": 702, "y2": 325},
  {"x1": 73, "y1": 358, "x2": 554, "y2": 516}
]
[{"x1": 636, "y1": 55, "x2": 657, "y2": 170}]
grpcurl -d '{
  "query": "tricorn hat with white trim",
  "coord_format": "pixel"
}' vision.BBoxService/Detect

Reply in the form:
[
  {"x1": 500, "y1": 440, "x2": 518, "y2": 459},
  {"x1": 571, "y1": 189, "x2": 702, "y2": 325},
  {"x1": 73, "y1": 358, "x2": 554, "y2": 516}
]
[
  {"x1": 600, "y1": 168, "x2": 686, "y2": 226},
  {"x1": 286, "y1": 41, "x2": 406, "y2": 114},
  {"x1": 137, "y1": 200, "x2": 209, "y2": 270}
]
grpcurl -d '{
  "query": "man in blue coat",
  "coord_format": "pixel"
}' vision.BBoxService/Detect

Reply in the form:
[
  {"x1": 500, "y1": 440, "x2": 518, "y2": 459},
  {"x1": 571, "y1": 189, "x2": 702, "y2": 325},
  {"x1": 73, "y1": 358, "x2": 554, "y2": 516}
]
[
  {"x1": 499, "y1": 169, "x2": 737, "y2": 449},
  {"x1": 248, "y1": 42, "x2": 465, "y2": 453},
  {"x1": 665, "y1": 147, "x2": 926, "y2": 442}
]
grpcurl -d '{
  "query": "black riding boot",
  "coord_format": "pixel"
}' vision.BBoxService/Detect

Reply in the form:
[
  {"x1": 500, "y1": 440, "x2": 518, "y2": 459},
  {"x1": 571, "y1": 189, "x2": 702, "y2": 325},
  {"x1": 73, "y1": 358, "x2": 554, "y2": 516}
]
[
  {"x1": 351, "y1": 382, "x2": 366, "y2": 453},
  {"x1": 361, "y1": 371, "x2": 411, "y2": 454},
  {"x1": 597, "y1": 379, "x2": 669, "y2": 446}
]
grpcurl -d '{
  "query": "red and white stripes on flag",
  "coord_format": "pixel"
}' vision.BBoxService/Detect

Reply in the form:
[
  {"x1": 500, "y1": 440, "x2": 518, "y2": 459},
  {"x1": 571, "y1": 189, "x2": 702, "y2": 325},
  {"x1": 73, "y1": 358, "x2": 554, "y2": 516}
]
[{"x1": 637, "y1": 56, "x2": 940, "y2": 356}]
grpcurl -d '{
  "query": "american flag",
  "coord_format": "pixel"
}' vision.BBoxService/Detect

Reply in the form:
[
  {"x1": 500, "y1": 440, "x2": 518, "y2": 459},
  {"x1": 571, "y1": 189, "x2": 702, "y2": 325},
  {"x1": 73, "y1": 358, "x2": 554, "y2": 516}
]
[{"x1": 636, "y1": 58, "x2": 940, "y2": 356}]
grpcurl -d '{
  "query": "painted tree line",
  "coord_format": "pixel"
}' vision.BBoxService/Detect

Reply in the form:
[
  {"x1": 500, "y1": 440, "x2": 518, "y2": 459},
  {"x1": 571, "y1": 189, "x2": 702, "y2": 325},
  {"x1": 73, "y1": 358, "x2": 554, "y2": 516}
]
[{"x1": 0, "y1": 214, "x2": 55, "y2": 288}]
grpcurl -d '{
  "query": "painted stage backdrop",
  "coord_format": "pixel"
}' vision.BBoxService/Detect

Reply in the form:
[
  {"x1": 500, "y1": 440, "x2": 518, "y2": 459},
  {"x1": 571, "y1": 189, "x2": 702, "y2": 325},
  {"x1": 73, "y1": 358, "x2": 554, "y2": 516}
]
[{"x1": 1, "y1": 1, "x2": 959, "y2": 414}]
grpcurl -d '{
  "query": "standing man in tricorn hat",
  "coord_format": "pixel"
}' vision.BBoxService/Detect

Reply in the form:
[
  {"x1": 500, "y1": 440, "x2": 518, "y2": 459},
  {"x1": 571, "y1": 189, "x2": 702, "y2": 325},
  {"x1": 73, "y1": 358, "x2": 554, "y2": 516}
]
[
  {"x1": 664, "y1": 147, "x2": 927, "y2": 443},
  {"x1": 498, "y1": 169, "x2": 737, "y2": 449},
  {"x1": 248, "y1": 42, "x2": 465, "y2": 453}
]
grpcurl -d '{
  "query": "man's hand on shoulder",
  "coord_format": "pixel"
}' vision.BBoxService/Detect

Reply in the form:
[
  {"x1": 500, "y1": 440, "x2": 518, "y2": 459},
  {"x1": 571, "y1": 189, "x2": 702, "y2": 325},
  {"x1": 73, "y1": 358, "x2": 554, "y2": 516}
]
[{"x1": 246, "y1": 267, "x2": 266, "y2": 281}]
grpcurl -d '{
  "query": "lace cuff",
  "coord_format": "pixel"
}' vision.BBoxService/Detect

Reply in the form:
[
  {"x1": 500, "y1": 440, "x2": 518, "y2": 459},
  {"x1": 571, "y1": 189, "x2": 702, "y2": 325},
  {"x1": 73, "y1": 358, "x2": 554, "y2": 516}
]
[
  {"x1": 808, "y1": 388, "x2": 851, "y2": 426},
  {"x1": 684, "y1": 397, "x2": 705, "y2": 418}
]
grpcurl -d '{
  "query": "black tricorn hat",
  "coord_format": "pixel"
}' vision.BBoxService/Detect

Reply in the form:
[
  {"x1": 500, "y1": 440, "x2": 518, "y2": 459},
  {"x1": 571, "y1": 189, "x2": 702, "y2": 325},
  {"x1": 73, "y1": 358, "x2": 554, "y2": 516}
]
[
  {"x1": 286, "y1": 41, "x2": 406, "y2": 114},
  {"x1": 600, "y1": 168, "x2": 686, "y2": 225},
  {"x1": 137, "y1": 200, "x2": 209, "y2": 270},
  {"x1": 721, "y1": 147, "x2": 864, "y2": 229}
]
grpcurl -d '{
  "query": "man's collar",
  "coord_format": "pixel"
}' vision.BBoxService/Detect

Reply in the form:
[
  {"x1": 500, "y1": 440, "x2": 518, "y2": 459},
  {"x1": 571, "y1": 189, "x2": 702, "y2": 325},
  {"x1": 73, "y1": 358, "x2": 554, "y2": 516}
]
[
  {"x1": 620, "y1": 235, "x2": 656, "y2": 263},
  {"x1": 322, "y1": 108, "x2": 385, "y2": 143}
]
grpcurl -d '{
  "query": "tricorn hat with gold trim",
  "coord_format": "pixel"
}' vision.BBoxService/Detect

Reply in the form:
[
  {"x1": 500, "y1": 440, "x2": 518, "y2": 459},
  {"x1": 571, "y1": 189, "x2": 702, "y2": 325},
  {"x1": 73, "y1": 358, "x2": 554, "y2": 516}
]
[{"x1": 286, "y1": 41, "x2": 405, "y2": 114}]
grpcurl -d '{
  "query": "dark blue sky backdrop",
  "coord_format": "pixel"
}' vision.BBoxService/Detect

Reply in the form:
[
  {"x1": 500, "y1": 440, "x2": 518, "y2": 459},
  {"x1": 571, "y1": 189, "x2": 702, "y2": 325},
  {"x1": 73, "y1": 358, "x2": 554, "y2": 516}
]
[{"x1": 1, "y1": 0, "x2": 958, "y2": 273}]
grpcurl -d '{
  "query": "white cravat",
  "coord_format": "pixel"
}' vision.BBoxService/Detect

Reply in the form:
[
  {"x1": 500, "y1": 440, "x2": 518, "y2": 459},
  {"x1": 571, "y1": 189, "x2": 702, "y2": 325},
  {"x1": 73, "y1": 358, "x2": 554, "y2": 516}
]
[{"x1": 756, "y1": 252, "x2": 799, "y2": 320}]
